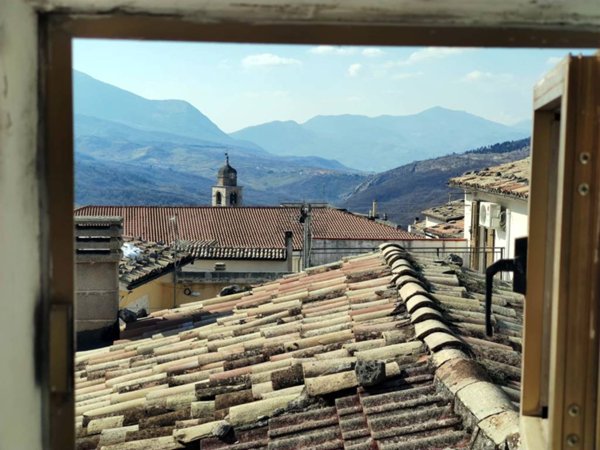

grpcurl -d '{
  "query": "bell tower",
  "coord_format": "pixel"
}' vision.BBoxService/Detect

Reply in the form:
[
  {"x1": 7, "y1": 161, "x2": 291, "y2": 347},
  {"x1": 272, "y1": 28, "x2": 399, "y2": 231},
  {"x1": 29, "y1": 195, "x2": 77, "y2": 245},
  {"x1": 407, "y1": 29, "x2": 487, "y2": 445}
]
[{"x1": 212, "y1": 153, "x2": 243, "y2": 207}]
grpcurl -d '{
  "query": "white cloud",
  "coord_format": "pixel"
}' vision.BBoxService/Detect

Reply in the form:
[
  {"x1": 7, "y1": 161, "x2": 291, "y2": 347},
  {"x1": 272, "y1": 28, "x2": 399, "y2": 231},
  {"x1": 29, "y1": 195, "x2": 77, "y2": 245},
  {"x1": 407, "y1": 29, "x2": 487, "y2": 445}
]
[
  {"x1": 546, "y1": 56, "x2": 563, "y2": 66},
  {"x1": 218, "y1": 59, "x2": 232, "y2": 70},
  {"x1": 244, "y1": 90, "x2": 289, "y2": 98},
  {"x1": 391, "y1": 71, "x2": 422, "y2": 80},
  {"x1": 348, "y1": 63, "x2": 362, "y2": 77},
  {"x1": 385, "y1": 47, "x2": 473, "y2": 68},
  {"x1": 242, "y1": 53, "x2": 301, "y2": 68},
  {"x1": 463, "y1": 70, "x2": 490, "y2": 81},
  {"x1": 362, "y1": 48, "x2": 384, "y2": 57},
  {"x1": 309, "y1": 45, "x2": 355, "y2": 56},
  {"x1": 407, "y1": 47, "x2": 468, "y2": 64},
  {"x1": 462, "y1": 70, "x2": 513, "y2": 83}
]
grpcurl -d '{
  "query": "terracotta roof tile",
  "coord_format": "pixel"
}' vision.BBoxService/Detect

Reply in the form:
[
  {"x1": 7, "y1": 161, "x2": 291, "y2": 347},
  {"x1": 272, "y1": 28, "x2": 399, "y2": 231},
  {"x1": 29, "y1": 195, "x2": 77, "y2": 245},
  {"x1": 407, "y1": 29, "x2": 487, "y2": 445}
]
[
  {"x1": 119, "y1": 239, "x2": 195, "y2": 290},
  {"x1": 74, "y1": 206, "x2": 422, "y2": 251},
  {"x1": 189, "y1": 245, "x2": 287, "y2": 261},
  {"x1": 74, "y1": 245, "x2": 523, "y2": 450},
  {"x1": 449, "y1": 157, "x2": 530, "y2": 199},
  {"x1": 421, "y1": 199, "x2": 465, "y2": 221}
]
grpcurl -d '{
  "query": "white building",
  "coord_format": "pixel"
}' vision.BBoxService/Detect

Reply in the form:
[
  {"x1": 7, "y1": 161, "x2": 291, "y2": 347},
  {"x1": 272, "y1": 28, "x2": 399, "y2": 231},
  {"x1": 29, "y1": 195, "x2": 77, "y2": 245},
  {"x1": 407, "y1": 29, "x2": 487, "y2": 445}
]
[
  {"x1": 449, "y1": 158, "x2": 529, "y2": 272},
  {"x1": 409, "y1": 200, "x2": 465, "y2": 240}
]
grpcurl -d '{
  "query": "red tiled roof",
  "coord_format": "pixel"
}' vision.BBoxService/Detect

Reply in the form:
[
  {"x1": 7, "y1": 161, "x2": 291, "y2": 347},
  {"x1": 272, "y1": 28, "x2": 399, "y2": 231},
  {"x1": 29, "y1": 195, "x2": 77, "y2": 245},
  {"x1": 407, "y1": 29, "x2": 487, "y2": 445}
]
[
  {"x1": 74, "y1": 246, "x2": 522, "y2": 449},
  {"x1": 449, "y1": 158, "x2": 530, "y2": 199},
  {"x1": 74, "y1": 206, "x2": 423, "y2": 249}
]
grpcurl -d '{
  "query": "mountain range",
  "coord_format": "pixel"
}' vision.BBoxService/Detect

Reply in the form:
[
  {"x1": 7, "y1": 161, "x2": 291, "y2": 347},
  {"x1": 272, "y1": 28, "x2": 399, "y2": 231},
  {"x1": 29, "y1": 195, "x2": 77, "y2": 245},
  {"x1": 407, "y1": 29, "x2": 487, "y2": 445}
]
[
  {"x1": 74, "y1": 71, "x2": 359, "y2": 206},
  {"x1": 232, "y1": 109, "x2": 530, "y2": 172},
  {"x1": 74, "y1": 70, "x2": 531, "y2": 226},
  {"x1": 341, "y1": 138, "x2": 530, "y2": 226}
]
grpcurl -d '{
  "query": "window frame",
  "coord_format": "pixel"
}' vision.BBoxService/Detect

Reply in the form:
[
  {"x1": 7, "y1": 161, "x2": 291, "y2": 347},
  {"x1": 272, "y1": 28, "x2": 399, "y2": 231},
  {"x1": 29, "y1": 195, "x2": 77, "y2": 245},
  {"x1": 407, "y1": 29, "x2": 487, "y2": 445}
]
[
  {"x1": 522, "y1": 54, "x2": 600, "y2": 449},
  {"x1": 40, "y1": 12, "x2": 600, "y2": 450}
]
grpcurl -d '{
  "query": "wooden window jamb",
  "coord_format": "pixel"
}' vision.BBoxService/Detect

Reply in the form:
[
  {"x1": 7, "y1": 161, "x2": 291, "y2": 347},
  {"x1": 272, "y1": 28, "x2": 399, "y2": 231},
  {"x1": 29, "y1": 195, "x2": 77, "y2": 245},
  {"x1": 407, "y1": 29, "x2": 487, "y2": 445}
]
[
  {"x1": 40, "y1": 12, "x2": 600, "y2": 450},
  {"x1": 42, "y1": 17, "x2": 75, "y2": 450}
]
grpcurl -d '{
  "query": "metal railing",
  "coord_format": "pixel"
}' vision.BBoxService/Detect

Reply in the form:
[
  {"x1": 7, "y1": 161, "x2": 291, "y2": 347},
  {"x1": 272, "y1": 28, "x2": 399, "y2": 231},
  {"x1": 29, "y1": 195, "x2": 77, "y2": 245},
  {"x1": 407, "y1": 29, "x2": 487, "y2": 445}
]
[{"x1": 309, "y1": 245, "x2": 505, "y2": 272}]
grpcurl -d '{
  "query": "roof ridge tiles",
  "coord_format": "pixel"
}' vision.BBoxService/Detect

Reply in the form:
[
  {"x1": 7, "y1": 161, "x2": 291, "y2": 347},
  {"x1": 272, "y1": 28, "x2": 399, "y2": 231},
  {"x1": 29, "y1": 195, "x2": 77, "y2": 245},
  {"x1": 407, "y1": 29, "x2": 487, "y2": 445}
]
[
  {"x1": 379, "y1": 243, "x2": 521, "y2": 449},
  {"x1": 74, "y1": 245, "x2": 524, "y2": 450}
]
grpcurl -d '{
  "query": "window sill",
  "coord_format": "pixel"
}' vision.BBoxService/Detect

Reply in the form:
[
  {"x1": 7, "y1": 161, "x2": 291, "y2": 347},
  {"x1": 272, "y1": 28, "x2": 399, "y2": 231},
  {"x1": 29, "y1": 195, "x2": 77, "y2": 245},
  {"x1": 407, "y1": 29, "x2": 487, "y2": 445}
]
[{"x1": 521, "y1": 415, "x2": 548, "y2": 449}]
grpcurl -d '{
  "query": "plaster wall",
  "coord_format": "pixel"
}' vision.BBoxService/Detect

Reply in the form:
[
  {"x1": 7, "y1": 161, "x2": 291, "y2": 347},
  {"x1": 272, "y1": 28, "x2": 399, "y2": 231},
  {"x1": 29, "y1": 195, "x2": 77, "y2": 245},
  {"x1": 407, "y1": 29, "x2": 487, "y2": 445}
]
[
  {"x1": 122, "y1": 278, "x2": 265, "y2": 307},
  {"x1": 119, "y1": 273, "x2": 172, "y2": 313},
  {"x1": 424, "y1": 216, "x2": 444, "y2": 227},
  {"x1": 0, "y1": 2, "x2": 42, "y2": 448},
  {"x1": 464, "y1": 191, "x2": 529, "y2": 261}
]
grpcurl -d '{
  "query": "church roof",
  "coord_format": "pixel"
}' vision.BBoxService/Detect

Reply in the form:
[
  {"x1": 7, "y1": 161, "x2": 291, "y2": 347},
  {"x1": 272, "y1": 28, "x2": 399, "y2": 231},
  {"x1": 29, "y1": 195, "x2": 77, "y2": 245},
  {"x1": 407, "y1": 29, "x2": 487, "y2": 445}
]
[
  {"x1": 217, "y1": 154, "x2": 238, "y2": 187},
  {"x1": 217, "y1": 162, "x2": 237, "y2": 178}
]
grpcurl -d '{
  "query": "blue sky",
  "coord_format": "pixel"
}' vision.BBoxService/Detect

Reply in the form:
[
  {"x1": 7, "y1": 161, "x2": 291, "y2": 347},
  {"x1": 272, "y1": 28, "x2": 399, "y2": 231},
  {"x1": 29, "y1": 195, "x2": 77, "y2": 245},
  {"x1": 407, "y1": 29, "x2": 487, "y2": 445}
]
[{"x1": 73, "y1": 39, "x2": 589, "y2": 133}]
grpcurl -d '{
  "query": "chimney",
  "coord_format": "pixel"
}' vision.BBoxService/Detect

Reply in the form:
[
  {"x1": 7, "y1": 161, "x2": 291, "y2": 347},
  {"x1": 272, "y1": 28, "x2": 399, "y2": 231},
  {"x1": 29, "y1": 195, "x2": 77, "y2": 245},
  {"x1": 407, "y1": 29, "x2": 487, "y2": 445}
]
[
  {"x1": 372, "y1": 200, "x2": 378, "y2": 218},
  {"x1": 285, "y1": 231, "x2": 294, "y2": 272},
  {"x1": 75, "y1": 216, "x2": 123, "y2": 350}
]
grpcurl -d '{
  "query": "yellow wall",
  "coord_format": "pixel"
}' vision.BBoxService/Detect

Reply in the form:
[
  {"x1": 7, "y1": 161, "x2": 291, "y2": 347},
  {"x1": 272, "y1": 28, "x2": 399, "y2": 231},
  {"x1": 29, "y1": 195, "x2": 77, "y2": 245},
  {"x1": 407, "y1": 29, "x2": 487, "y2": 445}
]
[
  {"x1": 120, "y1": 273, "x2": 175, "y2": 313},
  {"x1": 120, "y1": 274, "x2": 251, "y2": 312},
  {"x1": 174, "y1": 281, "x2": 249, "y2": 304}
]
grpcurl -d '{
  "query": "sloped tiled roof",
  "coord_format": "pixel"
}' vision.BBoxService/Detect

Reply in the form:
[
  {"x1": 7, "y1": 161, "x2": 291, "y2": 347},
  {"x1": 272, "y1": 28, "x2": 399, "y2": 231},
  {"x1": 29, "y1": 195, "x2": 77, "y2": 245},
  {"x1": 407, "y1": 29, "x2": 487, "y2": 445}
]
[
  {"x1": 74, "y1": 206, "x2": 423, "y2": 250},
  {"x1": 74, "y1": 245, "x2": 522, "y2": 450},
  {"x1": 187, "y1": 244, "x2": 287, "y2": 261},
  {"x1": 425, "y1": 219, "x2": 465, "y2": 239},
  {"x1": 421, "y1": 199, "x2": 465, "y2": 222},
  {"x1": 119, "y1": 240, "x2": 196, "y2": 290},
  {"x1": 449, "y1": 158, "x2": 530, "y2": 199}
]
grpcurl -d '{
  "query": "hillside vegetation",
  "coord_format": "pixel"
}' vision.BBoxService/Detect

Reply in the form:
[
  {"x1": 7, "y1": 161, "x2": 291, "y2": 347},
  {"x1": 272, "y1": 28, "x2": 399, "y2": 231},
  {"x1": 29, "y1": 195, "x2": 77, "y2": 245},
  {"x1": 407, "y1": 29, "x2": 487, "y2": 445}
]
[
  {"x1": 341, "y1": 138, "x2": 530, "y2": 227},
  {"x1": 74, "y1": 70, "x2": 530, "y2": 218}
]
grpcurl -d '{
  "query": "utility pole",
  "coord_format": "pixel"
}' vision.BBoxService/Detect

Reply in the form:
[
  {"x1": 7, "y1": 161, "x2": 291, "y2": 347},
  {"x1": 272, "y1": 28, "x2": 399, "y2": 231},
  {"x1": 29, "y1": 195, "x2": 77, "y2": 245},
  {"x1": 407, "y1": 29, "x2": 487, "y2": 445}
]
[
  {"x1": 299, "y1": 203, "x2": 312, "y2": 270},
  {"x1": 170, "y1": 212, "x2": 180, "y2": 308}
]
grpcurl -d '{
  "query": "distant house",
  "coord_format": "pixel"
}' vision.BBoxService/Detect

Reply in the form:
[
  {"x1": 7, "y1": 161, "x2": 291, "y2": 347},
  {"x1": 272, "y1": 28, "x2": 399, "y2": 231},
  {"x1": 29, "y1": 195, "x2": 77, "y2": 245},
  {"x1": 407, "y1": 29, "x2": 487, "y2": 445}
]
[
  {"x1": 119, "y1": 239, "x2": 194, "y2": 314},
  {"x1": 409, "y1": 199, "x2": 465, "y2": 239},
  {"x1": 75, "y1": 204, "x2": 426, "y2": 300},
  {"x1": 449, "y1": 158, "x2": 529, "y2": 271}
]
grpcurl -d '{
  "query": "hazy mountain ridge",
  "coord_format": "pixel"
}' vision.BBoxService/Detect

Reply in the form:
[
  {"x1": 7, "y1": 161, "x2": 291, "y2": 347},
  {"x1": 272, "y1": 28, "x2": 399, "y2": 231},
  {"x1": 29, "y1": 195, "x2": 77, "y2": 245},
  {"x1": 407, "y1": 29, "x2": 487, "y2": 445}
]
[
  {"x1": 74, "y1": 71, "x2": 237, "y2": 146},
  {"x1": 232, "y1": 107, "x2": 530, "y2": 172},
  {"x1": 74, "y1": 70, "x2": 531, "y2": 220},
  {"x1": 341, "y1": 138, "x2": 531, "y2": 227},
  {"x1": 75, "y1": 153, "x2": 301, "y2": 207},
  {"x1": 74, "y1": 70, "x2": 362, "y2": 206}
]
